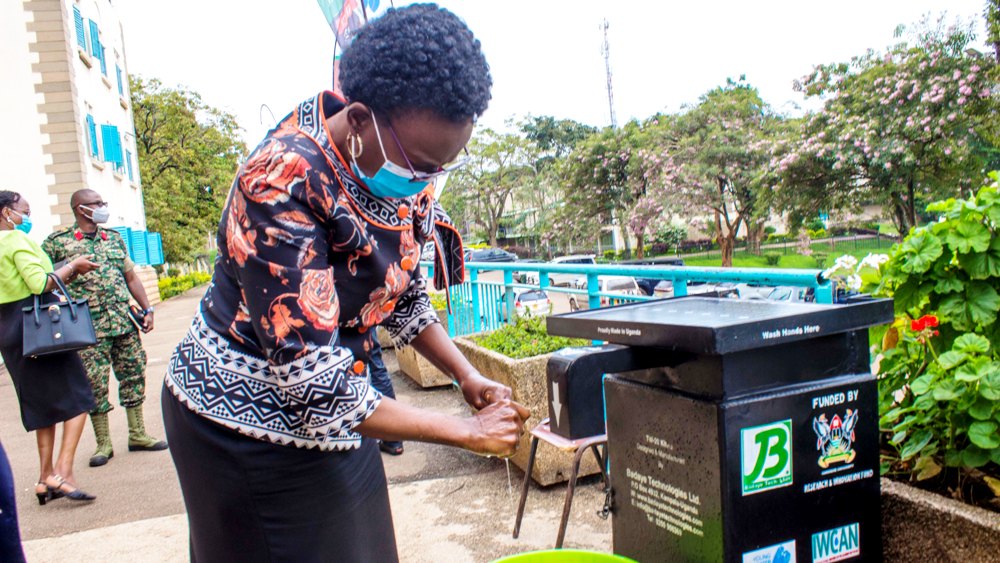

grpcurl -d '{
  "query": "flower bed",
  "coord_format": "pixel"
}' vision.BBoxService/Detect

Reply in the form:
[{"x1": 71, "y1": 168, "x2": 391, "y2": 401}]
[{"x1": 873, "y1": 174, "x2": 1000, "y2": 514}]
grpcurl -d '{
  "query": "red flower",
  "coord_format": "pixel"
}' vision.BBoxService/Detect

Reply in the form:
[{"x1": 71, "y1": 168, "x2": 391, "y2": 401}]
[{"x1": 910, "y1": 315, "x2": 940, "y2": 333}]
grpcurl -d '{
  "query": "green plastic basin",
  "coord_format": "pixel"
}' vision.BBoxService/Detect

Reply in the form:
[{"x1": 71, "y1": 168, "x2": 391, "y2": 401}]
[{"x1": 492, "y1": 550, "x2": 636, "y2": 563}]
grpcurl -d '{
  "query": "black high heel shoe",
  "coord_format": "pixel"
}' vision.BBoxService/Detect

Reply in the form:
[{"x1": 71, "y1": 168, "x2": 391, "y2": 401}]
[
  {"x1": 45, "y1": 475, "x2": 96, "y2": 502},
  {"x1": 35, "y1": 481, "x2": 64, "y2": 505}
]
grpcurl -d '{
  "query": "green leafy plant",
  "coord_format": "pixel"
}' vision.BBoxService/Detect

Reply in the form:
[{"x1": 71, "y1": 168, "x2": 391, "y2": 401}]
[
  {"x1": 471, "y1": 315, "x2": 588, "y2": 360},
  {"x1": 428, "y1": 292, "x2": 449, "y2": 311},
  {"x1": 158, "y1": 271, "x2": 212, "y2": 300},
  {"x1": 763, "y1": 251, "x2": 782, "y2": 266},
  {"x1": 876, "y1": 173, "x2": 1000, "y2": 499}
]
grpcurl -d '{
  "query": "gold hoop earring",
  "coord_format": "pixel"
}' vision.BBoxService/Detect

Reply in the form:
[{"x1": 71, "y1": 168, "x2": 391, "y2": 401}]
[{"x1": 348, "y1": 132, "x2": 364, "y2": 159}]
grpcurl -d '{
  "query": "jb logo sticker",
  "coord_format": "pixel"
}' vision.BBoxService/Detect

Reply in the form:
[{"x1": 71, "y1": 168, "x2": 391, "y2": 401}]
[{"x1": 741, "y1": 419, "x2": 793, "y2": 495}]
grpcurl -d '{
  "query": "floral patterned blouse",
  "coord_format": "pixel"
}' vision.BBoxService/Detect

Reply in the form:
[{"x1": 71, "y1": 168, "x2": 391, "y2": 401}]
[{"x1": 165, "y1": 92, "x2": 464, "y2": 450}]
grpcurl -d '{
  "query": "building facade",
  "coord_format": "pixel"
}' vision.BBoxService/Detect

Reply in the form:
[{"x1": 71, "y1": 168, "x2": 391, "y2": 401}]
[{"x1": 1, "y1": 0, "x2": 146, "y2": 243}]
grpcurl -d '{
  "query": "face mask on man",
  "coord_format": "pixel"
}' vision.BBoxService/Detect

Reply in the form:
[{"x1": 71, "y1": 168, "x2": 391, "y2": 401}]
[
  {"x1": 80, "y1": 204, "x2": 110, "y2": 224},
  {"x1": 349, "y1": 111, "x2": 432, "y2": 199},
  {"x1": 5, "y1": 209, "x2": 32, "y2": 234}
]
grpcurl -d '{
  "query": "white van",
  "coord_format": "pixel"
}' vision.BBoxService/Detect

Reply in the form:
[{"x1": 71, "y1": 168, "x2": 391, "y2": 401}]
[
  {"x1": 568, "y1": 276, "x2": 643, "y2": 311},
  {"x1": 518, "y1": 254, "x2": 597, "y2": 287}
]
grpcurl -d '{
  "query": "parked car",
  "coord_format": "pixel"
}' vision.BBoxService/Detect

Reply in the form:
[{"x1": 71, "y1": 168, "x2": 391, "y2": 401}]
[
  {"x1": 517, "y1": 254, "x2": 596, "y2": 287},
  {"x1": 652, "y1": 280, "x2": 739, "y2": 299},
  {"x1": 619, "y1": 256, "x2": 685, "y2": 295},
  {"x1": 496, "y1": 288, "x2": 552, "y2": 320},
  {"x1": 733, "y1": 283, "x2": 776, "y2": 300},
  {"x1": 765, "y1": 286, "x2": 815, "y2": 303},
  {"x1": 568, "y1": 276, "x2": 643, "y2": 311},
  {"x1": 466, "y1": 247, "x2": 518, "y2": 262},
  {"x1": 420, "y1": 241, "x2": 435, "y2": 262}
]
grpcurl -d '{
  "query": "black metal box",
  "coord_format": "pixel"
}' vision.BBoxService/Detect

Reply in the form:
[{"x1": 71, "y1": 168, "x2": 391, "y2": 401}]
[{"x1": 546, "y1": 297, "x2": 892, "y2": 562}]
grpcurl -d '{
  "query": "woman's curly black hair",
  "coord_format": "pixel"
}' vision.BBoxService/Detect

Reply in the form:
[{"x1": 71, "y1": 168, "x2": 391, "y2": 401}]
[
  {"x1": 339, "y1": 3, "x2": 492, "y2": 122},
  {"x1": 0, "y1": 191, "x2": 22, "y2": 213}
]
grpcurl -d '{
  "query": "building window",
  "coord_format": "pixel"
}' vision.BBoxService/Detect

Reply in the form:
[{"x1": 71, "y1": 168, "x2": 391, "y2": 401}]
[
  {"x1": 88, "y1": 19, "x2": 107, "y2": 75},
  {"x1": 116, "y1": 64, "x2": 124, "y2": 97},
  {"x1": 100, "y1": 124, "x2": 123, "y2": 168},
  {"x1": 85, "y1": 114, "x2": 99, "y2": 158},
  {"x1": 126, "y1": 149, "x2": 134, "y2": 181},
  {"x1": 73, "y1": 6, "x2": 87, "y2": 50}
]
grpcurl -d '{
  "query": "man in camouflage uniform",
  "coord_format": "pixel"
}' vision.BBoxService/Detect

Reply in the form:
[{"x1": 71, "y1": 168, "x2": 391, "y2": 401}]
[{"x1": 43, "y1": 189, "x2": 167, "y2": 467}]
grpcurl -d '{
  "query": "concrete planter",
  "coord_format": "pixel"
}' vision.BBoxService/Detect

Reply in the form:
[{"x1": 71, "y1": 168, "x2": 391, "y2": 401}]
[
  {"x1": 396, "y1": 344, "x2": 454, "y2": 388},
  {"x1": 376, "y1": 327, "x2": 395, "y2": 350},
  {"x1": 392, "y1": 310, "x2": 456, "y2": 388},
  {"x1": 881, "y1": 477, "x2": 1000, "y2": 561},
  {"x1": 453, "y1": 336, "x2": 600, "y2": 486}
]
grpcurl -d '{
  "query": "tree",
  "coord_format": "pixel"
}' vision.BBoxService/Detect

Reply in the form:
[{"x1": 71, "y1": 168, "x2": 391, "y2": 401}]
[
  {"x1": 518, "y1": 117, "x2": 597, "y2": 255},
  {"x1": 131, "y1": 77, "x2": 246, "y2": 263},
  {"x1": 987, "y1": 0, "x2": 1000, "y2": 62},
  {"x1": 780, "y1": 19, "x2": 995, "y2": 234},
  {"x1": 446, "y1": 128, "x2": 537, "y2": 247},
  {"x1": 663, "y1": 80, "x2": 781, "y2": 266},
  {"x1": 559, "y1": 122, "x2": 646, "y2": 257}
]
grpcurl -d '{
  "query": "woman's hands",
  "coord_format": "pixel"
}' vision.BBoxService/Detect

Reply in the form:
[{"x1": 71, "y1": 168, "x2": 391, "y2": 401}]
[
  {"x1": 69, "y1": 254, "x2": 99, "y2": 276},
  {"x1": 46, "y1": 254, "x2": 99, "y2": 291},
  {"x1": 464, "y1": 399, "x2": 531, "y2": 457},
  {"x1": 457, "y1": 371, "x2": 530, "y2": 457},
  {"x1": 459, "y1": 370, "x2": 513, "y2": 410}
]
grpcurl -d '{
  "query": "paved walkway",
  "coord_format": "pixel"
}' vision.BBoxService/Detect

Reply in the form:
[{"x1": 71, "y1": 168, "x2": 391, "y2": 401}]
[{"x1": 2, "y1": 287, "x2": 611, "y2": 562}]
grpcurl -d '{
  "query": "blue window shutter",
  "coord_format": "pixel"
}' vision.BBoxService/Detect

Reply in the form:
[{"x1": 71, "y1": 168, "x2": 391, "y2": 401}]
[
  {"x1": 111, "y1": 227, "x2": 131, "y2": 254},
  {"x1": 146, "y1": 232, "x2": 164, "y2": 265},
  {"x1": 126, "y1": 149, "x2": 133, "y2": 181},
  {"x1": 86, "y1": 115, "x2": 98, "y2": 157},
  {"x1": 116, "y1": 65, "x2": 124, "y2": 96},
  {"x1": 130, "y1": 230, "x2": 149, "y2": 265},
  {"x1": 100, "y1": 124, "x2": 122, "y2": 166},
  {"x1": 99, "y1": 47, "x2": 107, "y2": 75},
  {"x1": 73, "y1": 7, "x2": 86, "y2": 50},
  {"x1": 88, "y1": 20, "x2": 100, "y2": 58}
]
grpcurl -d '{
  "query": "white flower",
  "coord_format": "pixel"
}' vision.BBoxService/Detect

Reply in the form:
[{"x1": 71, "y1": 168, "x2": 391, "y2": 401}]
[
  {"x1": 835, "y1": 255, "x2": 858, "y2": 270},
  {"x1": 858, "y1": 253, "x2": 889, "y2": 270},
  {"x1": 847, "y1": 274, "x2": 863, "y2": 291}
]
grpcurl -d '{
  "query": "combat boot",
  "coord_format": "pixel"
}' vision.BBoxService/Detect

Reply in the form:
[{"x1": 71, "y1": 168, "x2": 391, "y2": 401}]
[
  {"x1": 89, "y1": 412, "x2": 114, "y2": 467},
  {"x1": 126, "y1": 405, "x2": 168, "y2": 451}
]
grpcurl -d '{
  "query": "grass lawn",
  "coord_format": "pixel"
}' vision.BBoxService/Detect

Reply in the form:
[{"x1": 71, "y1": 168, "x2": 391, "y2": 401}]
[{"x1": 679, "y1": 239, "x2": 896, "y2": 269}]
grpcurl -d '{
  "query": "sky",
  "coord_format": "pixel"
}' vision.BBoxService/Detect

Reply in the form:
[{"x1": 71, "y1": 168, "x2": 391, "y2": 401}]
[{"x1": 114, "y1": 0, "x2": 989, "y2": 148}]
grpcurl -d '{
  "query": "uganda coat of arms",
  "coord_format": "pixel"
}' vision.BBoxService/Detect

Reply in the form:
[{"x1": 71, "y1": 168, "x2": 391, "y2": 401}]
[{"x1": 812, "y1": 409, "x2": 858, "y2": 468}]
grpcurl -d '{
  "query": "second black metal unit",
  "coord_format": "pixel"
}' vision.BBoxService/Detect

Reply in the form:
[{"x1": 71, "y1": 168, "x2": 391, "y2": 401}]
[{"x1": 546, "y1": 297, "x2": 893, "y2": 563}]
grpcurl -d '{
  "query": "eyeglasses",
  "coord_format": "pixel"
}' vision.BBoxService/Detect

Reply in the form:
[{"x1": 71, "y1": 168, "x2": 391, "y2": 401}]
[
  {"x1": 76, "y1": 201, "x2": 108, "y2": 209},
  {"x1": 384, "y1": 122, "x2": 470, "y2": 183}
]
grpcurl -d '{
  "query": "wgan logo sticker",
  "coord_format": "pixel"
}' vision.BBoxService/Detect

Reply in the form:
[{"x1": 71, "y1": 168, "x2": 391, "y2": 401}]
[
  {"x1": 812, "y1": 410, "x2": 858, "y2": 469},
  {"x1": 742, "y1": 540, "x2": 796, "y2": 563},
  {"x1": 740, "y1": 419, "x2": 793, "y2": 495},
  {"x1": 811, "y1": 523, "x2": 860, "y2": 562}
]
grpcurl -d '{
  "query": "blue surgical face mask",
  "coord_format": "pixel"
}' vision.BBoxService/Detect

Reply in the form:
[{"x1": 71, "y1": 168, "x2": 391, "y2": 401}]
[
  {"x1": 7, "y1": 210, "x2": 32, "y2": 234},
  {"x1": 350, "y1": 113, "x2": 431, "y2": 199}
]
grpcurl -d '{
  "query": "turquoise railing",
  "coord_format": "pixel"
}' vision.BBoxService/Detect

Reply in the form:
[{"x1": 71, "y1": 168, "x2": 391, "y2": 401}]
[{"x1": 422, "y1": 261, "x2": 834, "y2": 338}]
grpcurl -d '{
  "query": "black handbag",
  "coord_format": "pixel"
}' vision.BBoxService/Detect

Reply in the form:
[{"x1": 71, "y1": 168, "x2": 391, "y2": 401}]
[{"x1": 22, "y1": 273, "x2": 97, "y2": 358}]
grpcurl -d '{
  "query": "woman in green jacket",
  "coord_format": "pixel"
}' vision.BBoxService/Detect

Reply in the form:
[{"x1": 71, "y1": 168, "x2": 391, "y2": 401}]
[{"x1": 0, "y1": 190, "x2": 100, "y2": 504}]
